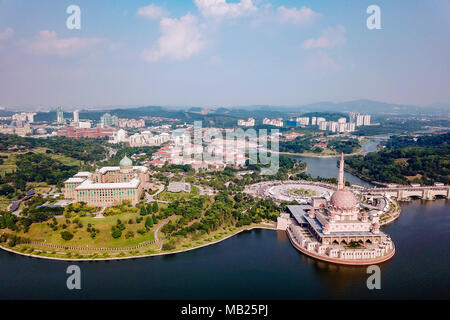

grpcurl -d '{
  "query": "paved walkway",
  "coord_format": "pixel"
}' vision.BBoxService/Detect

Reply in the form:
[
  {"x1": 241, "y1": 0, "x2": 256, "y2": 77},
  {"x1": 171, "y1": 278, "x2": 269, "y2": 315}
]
[
  {"x1": 154, "y1": 215, "x2": 175, "y2": 249},
  {"x1": 94, "y1": 207, "x2": 106, "y2": 219},
  {"x1": 145, "y1": 184, "x2": 166, "y2": 203}
]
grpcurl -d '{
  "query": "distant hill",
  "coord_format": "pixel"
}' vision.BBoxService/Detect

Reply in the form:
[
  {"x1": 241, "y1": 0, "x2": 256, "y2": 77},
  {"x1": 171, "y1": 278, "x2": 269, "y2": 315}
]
[
  {"x1": 281, "y1": 99, "x2": 429, "y2": 114},
  {"x1": 14, "y1": 99, "x2": 450, "y2": 118},
  {"x1": 241, "y1": 99, "x2": 449, "y2": 115}
]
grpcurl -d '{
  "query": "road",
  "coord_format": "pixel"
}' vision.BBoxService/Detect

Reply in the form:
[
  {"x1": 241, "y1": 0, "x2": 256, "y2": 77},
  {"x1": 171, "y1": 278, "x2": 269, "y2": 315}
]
[
  {"x1": 145, "y1": 184, "x2": 168, "y2": 203},
  {"x1": 154, "y1": 216, "x2": 175, "y2": 249}
]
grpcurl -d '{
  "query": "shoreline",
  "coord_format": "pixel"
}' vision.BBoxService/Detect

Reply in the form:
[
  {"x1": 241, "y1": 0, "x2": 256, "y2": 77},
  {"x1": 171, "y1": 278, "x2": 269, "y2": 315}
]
[{"x1": 0, "y1": 225, "x2": 277, "y2": 262}]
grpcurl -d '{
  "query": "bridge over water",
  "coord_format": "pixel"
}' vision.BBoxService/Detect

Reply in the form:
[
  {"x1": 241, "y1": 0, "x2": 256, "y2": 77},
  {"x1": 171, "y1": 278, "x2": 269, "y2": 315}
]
[{"x1": 361, "y1": 186, "x2": 450, "y2": 200}]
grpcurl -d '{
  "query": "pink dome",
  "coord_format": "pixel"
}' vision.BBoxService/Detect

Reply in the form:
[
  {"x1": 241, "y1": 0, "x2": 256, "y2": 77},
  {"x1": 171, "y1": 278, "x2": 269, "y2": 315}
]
[
  {"x1": 362, "y1": 211, "x2": 368, "y2": 217},
  {"x1": 330, "y1": 190, "x2": 358, "y2": 209}
]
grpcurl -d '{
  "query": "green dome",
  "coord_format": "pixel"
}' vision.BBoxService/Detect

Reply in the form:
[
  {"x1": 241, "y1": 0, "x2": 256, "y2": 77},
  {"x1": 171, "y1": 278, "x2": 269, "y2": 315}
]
[{"x1": 120, "y1": 155, "x2": 132, "y2": 167}]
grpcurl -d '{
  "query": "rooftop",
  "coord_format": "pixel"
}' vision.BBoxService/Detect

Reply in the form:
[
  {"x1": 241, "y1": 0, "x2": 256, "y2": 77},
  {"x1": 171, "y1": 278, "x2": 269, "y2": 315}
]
[
  {"x1": 76, "y1": 178, "x2": 141, "y2": 190},
  {"x1": 65, "y1": 177, "x2": 87, "y2": 183},
  {"x1": 98, "y1": 166, "x2": 148, "y2": 174}
]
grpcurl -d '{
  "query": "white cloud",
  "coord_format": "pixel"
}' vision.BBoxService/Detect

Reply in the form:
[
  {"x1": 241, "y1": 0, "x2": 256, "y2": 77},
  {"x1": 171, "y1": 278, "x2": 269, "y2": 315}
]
[
  {"x1": 194, "y1": 0, "x2": 257, "y2": 20},
  {"x1": 302, "y1": 25, "x2": 346, "y2": 49},
  {"x1": 142, "y1": 14, "x2": 205, "y2": 62},
  {"x1": 276, "y1": 6, "x2": 318, "y2": 24},
  {"x1": 26, "y1": 30, "x2": 103, "y2": 56},
  {"x1": 0, "y1": 27, "x2": 14, "y2": 40},
  {"x1": 137, "y1": 4, "x2": 169, "y2": 20}
]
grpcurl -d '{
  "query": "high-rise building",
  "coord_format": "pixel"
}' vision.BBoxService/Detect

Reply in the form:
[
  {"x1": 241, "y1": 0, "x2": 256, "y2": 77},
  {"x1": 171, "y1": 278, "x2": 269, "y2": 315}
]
[
  {"x1": 356, "y1": 114, "x2": 364, "y2": 126},
  {"x1": 100, "y1": 113, "x2": 119, "y2": 127},
  {"x1": 338, "y1": 117, "x2": 347, "y2": 123},
  {"x1": 311, "y1": 117, "x2": 317, "y2": 126},
  {"x1": 327, "y1": 121, "x2": 338, "y2": 132},
  {"x1": 363, "y1": 114, "x2": 371, "y2": 126},
  {"x1": 316, "y1": 117, "x2": 326, "y2": 126},
  {"x1": 73, "y1": 110, "x2": 79, "y2": 123},
  {"x1": 12, "y1": 112, "x2": 35, "y2": 123},
  {"x1": 237, "y1": 117, "x2": 255, "y2": 127},
  {"x1": 262, "y1": 118, "x2": 283, "y2": 127},
  {"x1": 318, "y1": 121, "x2": 327, "y2": 131},
  {"x1": 296, "y1": 117, "x2": 309, "y2": 126},
  {"x1": 346, "y1": 122, "x2": 356, "y2": 132},
  {"x1": 56, "y1": 107, "x2": 64, "y2": 125}
]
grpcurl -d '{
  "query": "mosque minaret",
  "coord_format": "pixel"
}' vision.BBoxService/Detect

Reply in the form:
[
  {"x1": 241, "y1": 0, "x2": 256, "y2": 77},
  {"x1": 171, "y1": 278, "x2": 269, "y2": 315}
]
[{"x1": 282, "y1": 153, "x2": 395, "y2": 265}]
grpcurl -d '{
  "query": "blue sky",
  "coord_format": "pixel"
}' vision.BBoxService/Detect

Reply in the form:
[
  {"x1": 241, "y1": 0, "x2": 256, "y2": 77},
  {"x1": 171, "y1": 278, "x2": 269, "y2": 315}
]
[{"x1": 0, "y1": 0, "x2": 449, "y2": 109}]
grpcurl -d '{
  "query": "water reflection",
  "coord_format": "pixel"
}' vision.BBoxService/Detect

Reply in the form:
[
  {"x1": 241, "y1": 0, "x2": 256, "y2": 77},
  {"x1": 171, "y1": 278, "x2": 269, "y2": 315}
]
[
  {"x1": 287, "y1": 137, "x2": 389, "y2": 188},
  {"x1": 276, "y1": 230, "x2": 288, "y2": 243},
  {"x1": 306, "y1": 253, "x2": 394, "y2": 293}
]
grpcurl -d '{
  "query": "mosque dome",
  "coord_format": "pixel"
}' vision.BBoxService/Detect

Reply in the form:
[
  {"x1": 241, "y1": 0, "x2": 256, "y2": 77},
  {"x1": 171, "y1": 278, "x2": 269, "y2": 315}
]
[
  {"x1": 120, "y1": 155, "x2": 133, "y2": 167},
  {"x1": 329, "y1": 189, "x2": 358, "y2": 209}
]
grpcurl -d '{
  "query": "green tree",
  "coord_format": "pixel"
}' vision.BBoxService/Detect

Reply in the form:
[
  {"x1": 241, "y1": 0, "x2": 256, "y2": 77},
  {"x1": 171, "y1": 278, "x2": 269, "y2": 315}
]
[
  {"x1": 111, "y1": 229, "x2": 122, "y2": 238},
  {"x1": 60, "y1": 231, "x2": 74, "y2": 241},
  {"x1": 145, "y1": 216, "x2": 154, "y2": 229}
]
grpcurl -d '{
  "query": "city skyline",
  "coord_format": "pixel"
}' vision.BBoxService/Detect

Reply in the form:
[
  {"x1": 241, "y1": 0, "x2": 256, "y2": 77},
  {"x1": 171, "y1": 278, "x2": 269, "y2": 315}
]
[{"x1": 0, "y1": 0, "x2": 449, "y2": 108}]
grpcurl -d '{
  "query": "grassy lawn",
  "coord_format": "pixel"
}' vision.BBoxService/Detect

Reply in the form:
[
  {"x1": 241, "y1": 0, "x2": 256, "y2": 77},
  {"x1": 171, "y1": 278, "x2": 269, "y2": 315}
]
[
  {"x1": 26, "y1": 182, "x2": 52, "y2": 194},
  {"x1": 0, "y1": 195, "x2": 11, "y2": 211},
  {"x1": 0, "y1": 152, "x2": 18, "y2": 174},
  {"x1": 33, "y1": 147, "x2": 82, "y2": 167},
  {"x1": 7, "y1": 211, "x2": 156, "y2": 248}
]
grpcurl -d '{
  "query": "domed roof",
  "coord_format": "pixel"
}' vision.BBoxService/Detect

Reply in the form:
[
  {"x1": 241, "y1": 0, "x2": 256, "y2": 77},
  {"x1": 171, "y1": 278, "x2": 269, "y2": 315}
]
[
  {"x1": 120, "y1": 155, "x2": 133, "y2": 167},
  {"x1": 329, "y1": 189, "x2": 358, "y2": 209}
]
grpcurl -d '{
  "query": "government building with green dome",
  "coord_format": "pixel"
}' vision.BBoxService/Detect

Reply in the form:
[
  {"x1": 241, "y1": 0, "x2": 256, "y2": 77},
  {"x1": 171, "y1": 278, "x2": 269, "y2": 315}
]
[{"x1": 63, "y1": 156, "x2": 150, "y2": 206}]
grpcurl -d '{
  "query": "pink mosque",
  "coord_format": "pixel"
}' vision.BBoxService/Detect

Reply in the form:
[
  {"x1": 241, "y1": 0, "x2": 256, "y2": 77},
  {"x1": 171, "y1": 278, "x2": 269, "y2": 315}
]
[{"x1": 281, "y1": 153, "x2": 395, "y2": 265}]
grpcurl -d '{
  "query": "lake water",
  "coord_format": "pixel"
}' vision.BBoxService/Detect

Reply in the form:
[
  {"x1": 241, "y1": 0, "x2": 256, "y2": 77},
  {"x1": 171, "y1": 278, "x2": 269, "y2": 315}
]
[
  {"x1": 288, "y1": 136, "x2": 388, "y2": 187},
  {"x1": 0, "y1": 137, "x2": 448, "y2": 300}
]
